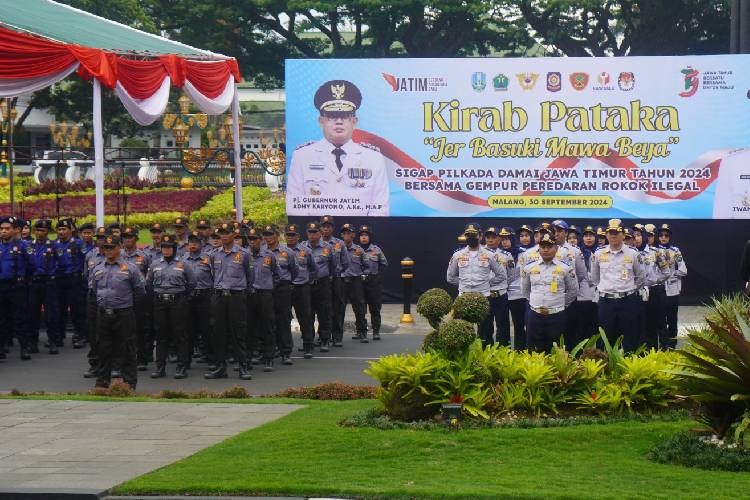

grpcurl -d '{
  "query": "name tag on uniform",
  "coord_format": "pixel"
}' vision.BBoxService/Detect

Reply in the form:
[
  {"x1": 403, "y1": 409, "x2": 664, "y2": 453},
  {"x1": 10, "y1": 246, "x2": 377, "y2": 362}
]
[{"x1": 309, "y1": 165, "x2": 325, "y2": 170}]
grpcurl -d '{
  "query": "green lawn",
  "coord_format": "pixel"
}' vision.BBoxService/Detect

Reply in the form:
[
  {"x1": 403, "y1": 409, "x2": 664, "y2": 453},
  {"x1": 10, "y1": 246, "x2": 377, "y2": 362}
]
[{"x1": 112, "y1": 399, "x2": 750, "y2": 499}]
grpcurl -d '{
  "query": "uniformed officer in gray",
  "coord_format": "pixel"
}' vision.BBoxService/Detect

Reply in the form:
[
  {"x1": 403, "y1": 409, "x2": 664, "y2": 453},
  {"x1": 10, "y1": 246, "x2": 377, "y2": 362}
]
[
  {"x1": 303, "y1": 222, "x2": 338, "y2": 351},
  {"x1": 121, "y1": 227, "x2": 152, "y2": 371},
  {"x1": 247, "y1": 227, "x2": 280, "y2": 373},
  {"x1": 262, "y1": 224, "x2": 298, "y2": 365},
  {"x1": 447, "y1": 223, "x2": 504, "y2": 344},
  {"x1": 206, "y1": 222, "x2": 252, "y2": 380},
  {"x1": 285, "y1": 224, "x2": 317, "y2": 358},
  {"x1": 91, "y1": 235, "x2": 146, "y2": 390},
  {"x1": 184, "y1": 231, "x2": 214, "y2": 366},
  {"x1": 358, "y1": 225, "x2": 387, "y2": 341},
  {"x1": 147, "y1": 234, "x2": 196, "y2": 380},
  {"x1": 287, "y1": 80, "x2": 390, "y2": 216},
  {"x1": 521, "y1": 233, "x2": 578, "y2": 353},
  {"x1": 590, "y1": 218, "x2": 646, "y2": 353},
  {"x1": 82, "y1": 226, "x2": 107, "y2": 379}
]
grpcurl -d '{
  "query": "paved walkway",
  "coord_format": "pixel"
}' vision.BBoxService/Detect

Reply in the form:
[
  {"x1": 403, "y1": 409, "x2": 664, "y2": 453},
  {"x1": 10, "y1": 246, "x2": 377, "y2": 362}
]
[{"x1": 0, "y1": 399, "x2": 302, "y2": 496}]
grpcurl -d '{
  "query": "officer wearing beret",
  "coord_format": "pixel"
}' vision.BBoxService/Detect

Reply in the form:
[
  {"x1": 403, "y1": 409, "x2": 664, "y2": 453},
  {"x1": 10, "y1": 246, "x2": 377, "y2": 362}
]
[
  {"x1": 54, "y1": 218, "x2": 86, "y2": 347},
  {"x1": 358, "y1": 225, "x2": 388, "y2": 341},
  {"x1": 262, "y1": 224, "x2": 298, "y2": 365},
  {"x1": 288, "y1": 80, "x2": 389, "y2": 216},
  {"x1": 184, "y1": 231, "x2": 214, "y2": 366},
  {"x1": 0, "y1": 216, "x2": 31, "y2": 360},
  {"x1": 521, "y1": 233, "x2": 579, "y2": 353},
  {"x1": 147, "y1": 234, "x2": 196, "y2": 379},
  {"x1": 205, "y1": 222, "x2": 252, "y2": 379},
  {"x1": 285, "y1": 224, "x2": 317, "y2": 358},
  {"x1": 591, "y1": 219, "x2": 646, "y2": 352},
  {"x1": 27, "y1": 219, "x2": 61, "y2": 354},
  {"x1": 92, "y1": 235, "x2": 146, "y2": 389},
  {"x1": 303, "y1": 221, "x2": 337, "y2": 351}
]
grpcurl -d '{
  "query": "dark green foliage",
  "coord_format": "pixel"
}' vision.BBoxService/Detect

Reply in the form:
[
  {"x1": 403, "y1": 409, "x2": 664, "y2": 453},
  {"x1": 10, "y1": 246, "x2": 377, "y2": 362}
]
[
  {"x1": 416, "y1": 288, "x2": 453, "y2": 329},
  {"x1": 436, "y1": 319, "x2": 477, "y2": 356},
  {"x1": 422, "y1": 330, "x2": 440, "y2": 352},
  {"x1": 452, "y1": 292, "x2": 489, "y2": 324},
  {"x1": 648, "y1": 432, "x2": 750, "y2": 472}
]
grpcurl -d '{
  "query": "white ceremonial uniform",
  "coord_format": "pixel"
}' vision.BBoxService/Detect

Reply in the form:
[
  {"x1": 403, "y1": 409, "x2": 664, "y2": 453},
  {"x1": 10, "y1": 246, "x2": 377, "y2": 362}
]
[
  {"x1": 712, "y1": 148, "x2": 750, "y2": 219},
  {"x1": 288, "y1": 138, "x2": 390, "y2": 216},
  {"x1": 446, "y1": 246, "x2": 503, "y2": 297}
]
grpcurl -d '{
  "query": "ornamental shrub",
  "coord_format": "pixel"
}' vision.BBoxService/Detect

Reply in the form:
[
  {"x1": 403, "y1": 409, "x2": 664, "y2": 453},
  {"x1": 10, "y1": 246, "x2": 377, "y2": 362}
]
[
  {"x1": 422, "y1": 330, "x2": 440, "y2": 352},
  {"x1": 452, "y1": 292, "x2": 490, "y2": 324},
  {"x1": 435, "y1": 319, "x2": 477, "y2": 357},
  {"x1": 416, "y1": 288, "x2": 453, "y2": 329}
]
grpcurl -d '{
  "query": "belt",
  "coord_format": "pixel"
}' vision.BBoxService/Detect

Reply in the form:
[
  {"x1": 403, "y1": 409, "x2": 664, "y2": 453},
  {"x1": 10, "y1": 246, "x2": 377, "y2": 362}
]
[
  {"x1": 0, "y1": 277, "x2": 25, "y2": 285},
  {"x1": 530, "y1": 305, "x2": 565, "y2": 316},
  {"x1": 275, "y1": 280, "x2": 292, "y2": 288},
  {"x1": 216, "y1": 289, "x2": 244, "y2": 296},
  {"x1": 190, "y1": 289, "x2": 212, "y2": 297},
  {"x1": 310, "y1": 276, "x2": 331, "y2": 285},
  {"x1": 343, "y1": 276, "x2": 363, "y2": 283},
  {"x1": 156, "y1": 292, "x2": 184, "y2": 301},
  {"x1": 490, "y1": 290, "x2": 507, "y2": 298},
  {"x1": 98, "y1": 306, "x2": 133, "y2": 316},
  {"x1": 649, "y1": 283, "x2": 665, "y2": 289},
  {"x1": 293, "y1": 282, "x2": 310, "y2": 288},
  {"x1": 599, "y1": 289, "x2": 637, "y2": 300}
]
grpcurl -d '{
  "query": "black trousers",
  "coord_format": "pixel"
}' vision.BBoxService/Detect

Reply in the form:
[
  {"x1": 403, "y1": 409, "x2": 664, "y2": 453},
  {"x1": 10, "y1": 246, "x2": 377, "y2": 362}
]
[
  {"x1": 188, "y1": 290, "x2": 212, "y2": 362},
  {"x1": 342, "y1": 276, "x2": 367, "y2": 338},
  {"x1": 526, "y1": 310, "x2": 566, "y2": 353},
  {"x1": 0, "y1": 281, "x2": 28, "y2": 350},
  {"x1": 363, "y1": 274, "x2": 383, "y2": 334},
  {"x1": 133, "y1": 297, "x2": 151, "y2": 365},
  {"x1": 57, "y1": 274, "x2": 85, "y2": 339},
  {"x1": 273, "y1": 282, "x2": 293, "y2": 355},
  {"x1": 211, "y1": 291, "x2": 247, "y2": 364},
  {"x1": 28, "y1": 279, "x2": 60, "y2": 344},
  {"x1": 330, "y1": 276, "x2": 345, "y2": 340},
  {"x1": 488, "y1": 292, "x2": 510, "y2": 346},
  {"x1": 95, "y1": 307, "x2": 137, "y2": 388},
  {"x1": 292, "y1": 283, "x2": 314, "y2": 348},
  {"x1": 664, "y1": 294, "x2": 679, "y2": 349},
  {"x1": 597, "y1": 293, "x2": 641, "y2": 353},
  {"x1": 570, "y1": 300, "x2": 598, "y2": 347},
  {"x1": 311, "y1": 277, "x2": 332, "y2": 342},
  {"x1": 85, "y1": 291, "x2": 99, "y2": 370},
  {"x1": 508, "y1": 298, "x2": 527, "y2": 350},
  {"x1": 153, "y1": 295, "x2": 189, "y2": 368},
  {"x1": 247, "y1": 289, "x2": 275, "y2": 360}
]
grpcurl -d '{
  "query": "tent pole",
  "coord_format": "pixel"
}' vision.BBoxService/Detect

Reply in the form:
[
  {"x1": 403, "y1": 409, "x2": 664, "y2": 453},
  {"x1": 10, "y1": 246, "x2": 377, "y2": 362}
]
[
  {"x1": 93, "y1": 79, "x2": 105, "y2": 227},
  {"x1": 231, "y1": 82, "x2": 242, "y2": 222}
]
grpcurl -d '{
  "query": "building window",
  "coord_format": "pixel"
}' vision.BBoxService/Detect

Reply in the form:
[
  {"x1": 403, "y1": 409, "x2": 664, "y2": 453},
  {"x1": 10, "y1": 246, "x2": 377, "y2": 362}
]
[{"x1": 166, "y1": 140, "x2": 173, "y2": 147}]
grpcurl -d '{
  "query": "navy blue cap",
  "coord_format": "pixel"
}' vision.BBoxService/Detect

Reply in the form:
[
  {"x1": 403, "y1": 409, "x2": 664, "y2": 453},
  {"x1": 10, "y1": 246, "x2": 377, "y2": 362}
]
[
  {"x1": 552, "y1": 219, "x2": 569, "y2": 230},
  {"x1": 56, "y1": 218, "x2": 74, "y2": 229},
  {"x1": 464, "y1": 222, "x2": 481, "y2": 234},
  {"x1": 34, "y1": 219, "x2": 52, "y2": 230},
  {"x1": 0, "y1": 216, "x2": 12, "y2": 226}
]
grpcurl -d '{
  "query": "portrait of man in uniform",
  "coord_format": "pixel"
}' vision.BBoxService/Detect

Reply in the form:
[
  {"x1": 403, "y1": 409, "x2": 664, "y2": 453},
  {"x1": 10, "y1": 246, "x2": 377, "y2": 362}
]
[{"x1": 287, "y1": 79, "x2": 390, "y2": 216}]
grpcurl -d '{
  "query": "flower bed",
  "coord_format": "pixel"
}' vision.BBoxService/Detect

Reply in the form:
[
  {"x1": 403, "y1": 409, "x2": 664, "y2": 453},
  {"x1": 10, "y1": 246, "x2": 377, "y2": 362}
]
[
  {"x1": 2, "y1": 189, "x2": 215, "y2": 219},
  {"x1": 23, "y1": 178, "x2": 171, "y2": 196}
]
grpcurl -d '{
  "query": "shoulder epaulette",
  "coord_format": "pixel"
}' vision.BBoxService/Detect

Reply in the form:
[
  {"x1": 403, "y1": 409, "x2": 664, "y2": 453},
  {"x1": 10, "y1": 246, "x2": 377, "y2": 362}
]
[
  {"x1": 359, "y1": 142, "x2": 380, "y2": 152},
  {"x1": 294, "y1": 140, "x2": 315, "y2": 151}
]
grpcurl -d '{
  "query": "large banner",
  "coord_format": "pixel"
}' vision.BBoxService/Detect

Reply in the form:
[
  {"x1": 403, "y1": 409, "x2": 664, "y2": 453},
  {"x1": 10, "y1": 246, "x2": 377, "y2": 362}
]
[{"x1": 285, "y1": 56, "x2": 750, "y2": 219}]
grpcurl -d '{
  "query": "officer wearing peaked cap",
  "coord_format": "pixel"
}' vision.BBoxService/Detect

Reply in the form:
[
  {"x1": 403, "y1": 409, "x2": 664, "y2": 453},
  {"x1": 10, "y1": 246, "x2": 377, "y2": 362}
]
[
  {"x1": 340, "y1": 223, "x2": 369, "y2": 342},
  {"x1": 482, "y1": 226, "x2": 510, "y2": 346},
  {"x1": 55, "y1": 217, "x2": 86, "y2": 347},
  {"x1": 285, "y1": 223, "x2": 317, "y2": 357},
  {"x1": 591, "y1": 219, "x2": 646, "y2": 353},
  {"x1": 0, "y1": 216, "x2": 31, "y2": 360},
  {"x1": 319, "y1": 215, "x2": 347, "y2": 347},
  {"x1": 573, "y1": 225, "x2": 600, "y2": 344},
  {"x1": 247, "y1": 227, "x2": 279, "y2": 373},
  {"x1": 27, "y1": 219, "x2": 61, "y2": 354},
  {"x1": 184, "y1": 231, "x2": 214, "y2": 366},
  {"x1": 121, "y1": 227, "x2": 152, "y2": 371},
  {"x1": 521, "y1": 233, "x2": 578, "y2": 353},
  {"x1": 359, "y1": 224, "x2": 388, "y2": 341},
  {"x1": 303, "y1": 221, "x2": 337, "y2": 351},
  {"x1": 262, "y1": 223, "x2": 297, "y2": 365},
  {"x1": 657, "y1": 223, "x2": 687, "y2": 349},
  {"x1": 288, "y1": 80, "x2": 389, "y2": 216},
  {"x1": 92, "y1": 235, "x2": 146, "y2": 390},
  {"x1": 82, "y1": 227, "x2": 109, "y2": 376}
]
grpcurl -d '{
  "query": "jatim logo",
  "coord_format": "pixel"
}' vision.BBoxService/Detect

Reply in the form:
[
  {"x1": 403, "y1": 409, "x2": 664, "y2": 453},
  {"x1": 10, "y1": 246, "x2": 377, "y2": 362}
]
[
  {"x1": 679, "y1": 66, "x2": 700, "y2": 97},
  {"x1": 382, "y1": 73, "x2": 428, "y2": 91}
]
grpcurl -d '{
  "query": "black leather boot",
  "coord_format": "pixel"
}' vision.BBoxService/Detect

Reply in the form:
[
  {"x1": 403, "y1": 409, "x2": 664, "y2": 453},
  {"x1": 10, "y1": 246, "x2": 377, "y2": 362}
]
[
  {"x1": 174, "y1": 365, "x2": 188, "y2": 379},
  {"x1": 239, "y1": 363, "x2": 253, "y2": 380},
  {"x1": 150, "y1": 364, "x2": 166, "y2": 378},
  {"x1": 204, "y1": 362, "x2": 228, "y2": 379}
]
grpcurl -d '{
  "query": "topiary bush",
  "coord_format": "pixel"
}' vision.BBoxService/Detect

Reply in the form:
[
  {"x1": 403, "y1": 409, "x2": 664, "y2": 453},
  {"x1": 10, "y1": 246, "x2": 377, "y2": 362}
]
[
  {"x1": 422, "y1": 330, "x2": 440, "y2": 352},
  {"x1": 416, "y1": 288, "x2": 453, "y2": 329},
  {"x1": 452, "y1": 292, "x2": 490, "y2": 324},
  {"x1": 435, "y1": 319, "x2": 477, "y2": 357}
]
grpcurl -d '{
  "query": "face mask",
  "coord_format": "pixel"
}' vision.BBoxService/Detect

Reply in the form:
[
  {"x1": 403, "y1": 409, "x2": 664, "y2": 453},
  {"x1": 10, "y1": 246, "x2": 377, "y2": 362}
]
[{"x1": 466, "y1": 236, "x2": 479, "y2": 247}]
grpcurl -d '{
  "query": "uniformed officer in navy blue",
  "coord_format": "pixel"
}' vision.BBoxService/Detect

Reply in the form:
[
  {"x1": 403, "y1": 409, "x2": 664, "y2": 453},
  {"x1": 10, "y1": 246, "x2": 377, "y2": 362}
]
[
  {"x1": 340, "y1": 223, "x2": 369, "y2": 343},
  {"x1": 54, "y1": 218, "x2": 85, "y2": 346},
  {"x1": 521, "y1": 233, "x2": 579, "y2": 353},
  {"x1": 195, "y1": 219, "x2": 213, "y2": 252},
  {"x1": 92, "y1": 235, "x2": 146, "y2": 389},
  {"x1": 144, "y1": 223, "x2": 164, "y2": 262},
  {"x1": 147, "y1": 234, "x2": 196, "y2": 379},
  {"x1": 359, "y1": 225, "x2": 388, "y2": 341},
  {"x1": 79, "y1": 222, "x2": 96, "y2": 256},
  {"x1": 262, "y1": 224, "x2": 298, "y2": 365},
  {"x1": 172, "y1": 217, "x2": 189, "y2": 256},
  {"x1": 303, "y1": 221, "x2": 337, "y2": 351},
  {"x1": 247, "y1": 227, "x2": 279, "y2": 373},
  {"x1": 590, "y1": 218, "x2": 646, "y2": 352},
  {"x1": 320, "y1": 215, "x2": 347, "y2": 346},
  {"x1": 27, "y1": 219, "x2": 61, "y2": 355},
  {"x1": 20, "y1": 218, "x2": 32, "y2": 242},
  {"x1": 82, "y1": 226, "x2": 108, "y2": 377},
  {"x1": 184, "y1": 230, "x2": 214, "y2": 366},
  {"x1": 285, "y1": 223, "x2": 317, "y2": 358},
  {"x1": 0, "y1": 216, "x2": 31, "y2": 360},
  {"x1": 206, "y1": 222, "x2": 252, "y2": 380}
]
